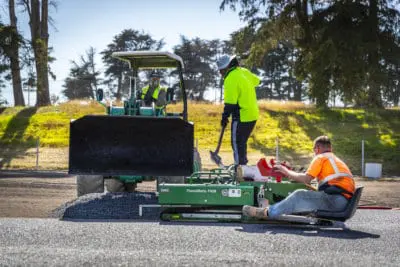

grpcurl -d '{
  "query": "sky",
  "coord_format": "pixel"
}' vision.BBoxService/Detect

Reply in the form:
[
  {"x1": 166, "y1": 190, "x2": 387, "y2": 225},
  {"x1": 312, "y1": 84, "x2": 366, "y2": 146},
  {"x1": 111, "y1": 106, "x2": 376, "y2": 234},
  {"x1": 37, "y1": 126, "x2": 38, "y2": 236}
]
[{"x1": 1, "y1": 0, "x2": 247, "y2": 106}]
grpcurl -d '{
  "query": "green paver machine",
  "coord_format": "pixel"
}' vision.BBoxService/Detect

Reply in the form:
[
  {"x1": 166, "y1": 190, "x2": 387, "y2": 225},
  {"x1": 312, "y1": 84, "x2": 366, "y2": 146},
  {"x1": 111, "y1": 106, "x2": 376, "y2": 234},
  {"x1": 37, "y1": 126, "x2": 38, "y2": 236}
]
[
  {"x1": 158, "y1": 170, "x2": 309, "y2": 222},
  {"x1": 69, "y1": 51, "x2": 201, "y2": 196},
  {"x1": 157, "y1": 168, "x2": 363, "y2": 226},
  {"x1": 69, "y1": 51, "x2": 362, "y2": 226}
]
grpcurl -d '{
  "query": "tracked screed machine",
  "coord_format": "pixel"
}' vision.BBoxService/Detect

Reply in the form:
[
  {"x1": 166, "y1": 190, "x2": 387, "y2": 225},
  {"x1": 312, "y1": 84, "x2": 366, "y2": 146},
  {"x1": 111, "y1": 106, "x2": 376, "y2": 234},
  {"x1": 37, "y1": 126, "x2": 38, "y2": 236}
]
[{"x1": 69, "y1": 51, "x2": 362, "y2": 226}]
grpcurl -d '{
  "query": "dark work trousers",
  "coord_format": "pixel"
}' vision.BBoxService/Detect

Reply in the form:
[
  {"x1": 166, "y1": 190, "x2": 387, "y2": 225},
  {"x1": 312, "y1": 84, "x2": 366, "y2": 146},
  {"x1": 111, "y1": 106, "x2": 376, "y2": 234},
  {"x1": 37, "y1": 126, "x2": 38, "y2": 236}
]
[{"x1": 231, "y1": 120, "x2": 256, "y2": 165}]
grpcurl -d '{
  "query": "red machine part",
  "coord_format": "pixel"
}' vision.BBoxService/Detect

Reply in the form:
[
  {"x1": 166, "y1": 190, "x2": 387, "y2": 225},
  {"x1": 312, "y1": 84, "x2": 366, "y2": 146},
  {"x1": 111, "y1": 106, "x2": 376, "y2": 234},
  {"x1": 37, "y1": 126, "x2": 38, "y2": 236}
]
[{"x1": 257, "y1": 158, "x2": 292, "y2": 182}]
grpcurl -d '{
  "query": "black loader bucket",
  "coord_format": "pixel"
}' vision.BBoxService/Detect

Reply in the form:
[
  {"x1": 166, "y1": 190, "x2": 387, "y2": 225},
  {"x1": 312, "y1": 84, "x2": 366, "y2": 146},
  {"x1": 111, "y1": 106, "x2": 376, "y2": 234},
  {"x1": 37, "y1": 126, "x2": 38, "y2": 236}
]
[{"x1": 69, "y1": 115, "x2": 193, "y2": 176}]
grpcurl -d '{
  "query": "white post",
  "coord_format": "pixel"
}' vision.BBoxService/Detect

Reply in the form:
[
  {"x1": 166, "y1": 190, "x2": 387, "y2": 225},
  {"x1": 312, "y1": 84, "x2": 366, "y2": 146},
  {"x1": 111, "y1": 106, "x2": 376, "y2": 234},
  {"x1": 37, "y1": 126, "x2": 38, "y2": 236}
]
[
  {"x1": 36, "y1": 138, "x2": 40, "y2": 169},
  {"x1": 361, "y1": 140, "x2": 365, "y2": 177}
]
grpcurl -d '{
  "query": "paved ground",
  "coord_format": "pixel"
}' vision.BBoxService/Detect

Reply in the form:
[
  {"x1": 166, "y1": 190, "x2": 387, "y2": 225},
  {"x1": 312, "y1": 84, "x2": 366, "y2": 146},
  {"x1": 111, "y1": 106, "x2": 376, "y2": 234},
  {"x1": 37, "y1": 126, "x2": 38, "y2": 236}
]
[
  {"x1": 0, "y1": 210, "x2": 399, "y2": 266},
  {"x1": 0, "y1": 171, "x2": 399, "y2": 218},
  {"x1": 0, "y1": 171, "x2": 399, "y2": 266}
]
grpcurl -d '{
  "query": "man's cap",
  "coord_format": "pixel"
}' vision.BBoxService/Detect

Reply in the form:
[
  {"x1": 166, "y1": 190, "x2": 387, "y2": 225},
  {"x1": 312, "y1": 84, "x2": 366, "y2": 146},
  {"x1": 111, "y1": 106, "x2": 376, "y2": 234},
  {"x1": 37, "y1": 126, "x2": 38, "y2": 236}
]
[{"x1": 217, "y1": 55, "x2": 237, "y2": 70}]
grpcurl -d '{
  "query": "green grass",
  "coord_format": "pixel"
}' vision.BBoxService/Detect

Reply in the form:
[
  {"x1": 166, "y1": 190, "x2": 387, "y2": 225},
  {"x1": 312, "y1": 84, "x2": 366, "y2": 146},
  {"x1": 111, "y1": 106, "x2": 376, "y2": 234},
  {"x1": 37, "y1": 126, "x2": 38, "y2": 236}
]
[
  {"x1": 0, "y1": 100, "x2": 399, "y2": 175},
  {"x1": 0, "y1": 100, "x2": 105, "y2": 147}
]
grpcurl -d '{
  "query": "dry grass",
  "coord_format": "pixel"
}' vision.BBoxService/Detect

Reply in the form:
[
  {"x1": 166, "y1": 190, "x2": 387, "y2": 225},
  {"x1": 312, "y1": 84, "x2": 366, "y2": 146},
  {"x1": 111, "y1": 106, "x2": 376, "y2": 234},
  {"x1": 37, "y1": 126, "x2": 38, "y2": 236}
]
[
  {"x1": 258, "y1": 100, "x2": 314, "y2": 112},
  {"x1": 0, "y1": 147, "x2": 68, "y2": 170}
]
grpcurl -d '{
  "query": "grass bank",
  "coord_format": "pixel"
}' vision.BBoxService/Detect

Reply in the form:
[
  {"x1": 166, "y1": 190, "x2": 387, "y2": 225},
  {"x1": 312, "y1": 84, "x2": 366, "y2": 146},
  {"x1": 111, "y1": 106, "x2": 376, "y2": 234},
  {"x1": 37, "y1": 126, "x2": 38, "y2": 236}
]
[{"x1": 0, "y1": 100, "x2": 399, "y2": 175}]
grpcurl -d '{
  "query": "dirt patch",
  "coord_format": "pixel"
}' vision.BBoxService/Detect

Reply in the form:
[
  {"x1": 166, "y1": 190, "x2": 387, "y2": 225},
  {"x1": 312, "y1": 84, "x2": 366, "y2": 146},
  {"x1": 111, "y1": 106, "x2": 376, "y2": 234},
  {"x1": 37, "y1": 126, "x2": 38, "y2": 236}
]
[
  {"x1": 0, "y1": 176, "x2": 399, "y2": 218},
  {"x1": 356, "y1": 179, "x2": 400, "y2": 207},
  {"x1": 0, "y1": 177, "x2": 76, "y2": 218}
]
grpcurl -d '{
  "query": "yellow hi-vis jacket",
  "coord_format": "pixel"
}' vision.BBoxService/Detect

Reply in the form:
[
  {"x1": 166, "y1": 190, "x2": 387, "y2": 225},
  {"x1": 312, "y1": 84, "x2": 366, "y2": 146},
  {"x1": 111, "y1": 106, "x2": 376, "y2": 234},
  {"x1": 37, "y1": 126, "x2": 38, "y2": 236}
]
[
  {"x1": 141, "y1": 85, "x2": 167, "y2": 108},
  {"x1": 223, "y1": 67, "x2": 260, "y2": 122}
]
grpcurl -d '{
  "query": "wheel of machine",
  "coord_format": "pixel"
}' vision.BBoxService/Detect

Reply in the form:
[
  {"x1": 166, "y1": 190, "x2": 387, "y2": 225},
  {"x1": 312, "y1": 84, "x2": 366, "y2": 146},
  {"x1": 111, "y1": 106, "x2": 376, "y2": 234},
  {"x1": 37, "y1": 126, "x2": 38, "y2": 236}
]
[
  {"x1": 125, "y1": 183, "x2": 137, "y2": 192},
  {"x1": 105, "y1": 178, "x2": 126, "y2": 193},
  {"x1": 76, "y1": 175, "x2": 104, "y2": 197}
]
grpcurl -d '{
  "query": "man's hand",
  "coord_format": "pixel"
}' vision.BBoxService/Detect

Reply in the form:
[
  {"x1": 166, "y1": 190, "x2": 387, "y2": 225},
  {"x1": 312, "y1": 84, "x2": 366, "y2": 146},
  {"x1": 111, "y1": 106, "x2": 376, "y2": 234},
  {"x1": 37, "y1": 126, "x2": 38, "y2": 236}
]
[
  {"x1": 136, "y1": 89, "x2": 142, "y2": 100},
  {"x1": 273, "y1": 164, "x2": 290, "y2": 177},
  {"x1": 274, "y1": 165, "x2": 314, "y2": 184},
  {"x1": 221, "y1": 116, "x2": 229, "y2": 128}
]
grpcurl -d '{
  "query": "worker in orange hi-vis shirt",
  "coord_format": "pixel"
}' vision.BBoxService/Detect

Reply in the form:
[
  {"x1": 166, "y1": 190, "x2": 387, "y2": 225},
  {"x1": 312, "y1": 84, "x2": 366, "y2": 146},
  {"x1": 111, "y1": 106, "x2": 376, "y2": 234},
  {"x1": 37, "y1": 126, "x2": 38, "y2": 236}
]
[{"x1": 242, "y1": 135, "x2": 356, "y2": 220}]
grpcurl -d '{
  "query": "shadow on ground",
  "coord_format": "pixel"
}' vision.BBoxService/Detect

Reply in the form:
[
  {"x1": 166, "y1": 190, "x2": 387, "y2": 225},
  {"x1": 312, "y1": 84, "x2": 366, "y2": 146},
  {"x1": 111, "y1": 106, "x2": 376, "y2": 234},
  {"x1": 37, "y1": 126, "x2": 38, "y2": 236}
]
[
  {"x1": 0, "y1": 107, "x2": 37, "y2": 168},
  {"x1": 237, "y1": 223, "x2": 380, "y2": 239}
]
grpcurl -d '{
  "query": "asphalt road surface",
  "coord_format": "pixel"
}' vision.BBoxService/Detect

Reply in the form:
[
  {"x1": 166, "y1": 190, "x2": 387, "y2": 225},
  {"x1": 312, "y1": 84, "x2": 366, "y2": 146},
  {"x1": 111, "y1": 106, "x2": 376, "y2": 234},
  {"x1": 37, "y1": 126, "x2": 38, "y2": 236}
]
[{"x1": 0, "y1": 210, "x2": 399, "y2": 266}]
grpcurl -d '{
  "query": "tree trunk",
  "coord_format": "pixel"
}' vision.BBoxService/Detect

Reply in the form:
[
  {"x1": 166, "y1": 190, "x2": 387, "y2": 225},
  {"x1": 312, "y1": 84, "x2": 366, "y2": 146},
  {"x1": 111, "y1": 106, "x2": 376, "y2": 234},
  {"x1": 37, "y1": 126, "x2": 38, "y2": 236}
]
[
  {"x1": 367, "y1": 0, "x2": 383, "y2": 108},
  {"x1": 9, "y1": 0, "x2": 25, "y2": 106},
  {"x1": 295, "y1": 0, "x2": 312, "y2": 48},
  {"x1": 293, "y1": 82, "x2": 302, "y2": 101},
  {"x1": 394, "y1": 85, "x2": 400, "y2": 106},
  {"x1": 28, "y1": 0, "x2": 50, "y2": 106},
  {"x1": 290, "y1": 50, "x2": 302, "y2": 101}
]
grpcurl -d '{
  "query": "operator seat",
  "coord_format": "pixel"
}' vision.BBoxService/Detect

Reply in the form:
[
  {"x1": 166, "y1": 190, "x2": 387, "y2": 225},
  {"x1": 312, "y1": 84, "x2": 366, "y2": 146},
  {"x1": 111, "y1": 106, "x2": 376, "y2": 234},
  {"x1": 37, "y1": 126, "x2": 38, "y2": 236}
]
[{"x1": 314, "y1": 187, "x2": 364, "y2": 221}]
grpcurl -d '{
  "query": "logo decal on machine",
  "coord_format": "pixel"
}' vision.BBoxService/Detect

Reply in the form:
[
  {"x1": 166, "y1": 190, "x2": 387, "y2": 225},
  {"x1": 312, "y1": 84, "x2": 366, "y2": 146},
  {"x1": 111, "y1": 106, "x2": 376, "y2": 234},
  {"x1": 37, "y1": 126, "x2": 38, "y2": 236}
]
[
  {"x1": 186, "y1": 189, "x2": 217, "y2": 193},
  {"x1": 222, "y1": 189, "x2": 241, "y2": 197}
]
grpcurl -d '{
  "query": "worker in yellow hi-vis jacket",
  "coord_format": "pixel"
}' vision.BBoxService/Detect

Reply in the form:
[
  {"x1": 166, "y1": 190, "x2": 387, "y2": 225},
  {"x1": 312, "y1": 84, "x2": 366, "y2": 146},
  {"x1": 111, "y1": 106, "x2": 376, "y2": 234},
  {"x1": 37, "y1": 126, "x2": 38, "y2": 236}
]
[
  {"x1": 217, "y1": 55, "x2": 260, "y2": 165},
  {"x1": 141, "y1": 72, "x2": 167, "y2": 115}
]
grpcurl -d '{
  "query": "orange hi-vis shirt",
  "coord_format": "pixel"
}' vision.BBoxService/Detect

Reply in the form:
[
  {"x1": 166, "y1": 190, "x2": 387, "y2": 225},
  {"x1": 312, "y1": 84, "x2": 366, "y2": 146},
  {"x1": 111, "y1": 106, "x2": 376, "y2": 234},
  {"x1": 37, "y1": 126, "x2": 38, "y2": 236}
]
[{"x1": 306, "y1": 152, "x2": 355, "y2": 199}]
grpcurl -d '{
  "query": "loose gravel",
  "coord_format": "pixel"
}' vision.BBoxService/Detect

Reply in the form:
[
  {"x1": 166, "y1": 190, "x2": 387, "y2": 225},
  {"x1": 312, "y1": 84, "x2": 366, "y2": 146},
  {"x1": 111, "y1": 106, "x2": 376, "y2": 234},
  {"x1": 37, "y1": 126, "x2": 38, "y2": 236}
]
[{"x1": 50, "y1": 192, "x2": 161, "y2": 220}]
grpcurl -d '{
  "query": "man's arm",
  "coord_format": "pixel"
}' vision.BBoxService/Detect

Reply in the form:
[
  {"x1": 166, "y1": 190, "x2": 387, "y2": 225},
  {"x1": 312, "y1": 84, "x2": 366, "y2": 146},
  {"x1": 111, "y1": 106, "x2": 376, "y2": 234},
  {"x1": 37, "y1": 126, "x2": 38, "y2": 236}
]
[
  {"x1": 221, "y1": 104, "x2": 238, "y2": 126},
  {"x1": 222, "y1": 76, "x2": 239, "y2": 126},
  {"x1": 273, "y1": 165, "x2": 314, "y2": 184}
]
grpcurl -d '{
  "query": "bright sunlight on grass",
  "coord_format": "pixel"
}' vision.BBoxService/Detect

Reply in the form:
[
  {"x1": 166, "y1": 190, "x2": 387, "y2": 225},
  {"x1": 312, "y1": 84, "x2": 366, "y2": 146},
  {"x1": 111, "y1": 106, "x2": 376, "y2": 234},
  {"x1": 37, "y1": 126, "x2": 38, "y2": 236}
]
[{"x1": 0, "y1": 100, "x2": 399, "y2": 174}]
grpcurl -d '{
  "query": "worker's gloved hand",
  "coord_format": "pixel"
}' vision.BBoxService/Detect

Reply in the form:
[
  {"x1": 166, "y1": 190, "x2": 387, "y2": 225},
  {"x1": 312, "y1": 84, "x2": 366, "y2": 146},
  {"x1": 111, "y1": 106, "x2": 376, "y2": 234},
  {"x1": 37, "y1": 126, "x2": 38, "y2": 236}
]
[
  {"x1": 136, "y1": 90, "x2": 142, "y2": 100},
  {"x1": 221, "y1": 116, "x2": 229, "y2": 128}
]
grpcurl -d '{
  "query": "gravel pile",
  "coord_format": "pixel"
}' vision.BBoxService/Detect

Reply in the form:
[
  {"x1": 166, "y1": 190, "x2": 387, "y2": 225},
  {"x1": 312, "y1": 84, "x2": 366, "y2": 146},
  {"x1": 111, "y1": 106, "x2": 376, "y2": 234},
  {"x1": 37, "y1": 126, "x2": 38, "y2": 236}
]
[{"x1": 50, "y1": 192, "x2": 161, "y2": 220}]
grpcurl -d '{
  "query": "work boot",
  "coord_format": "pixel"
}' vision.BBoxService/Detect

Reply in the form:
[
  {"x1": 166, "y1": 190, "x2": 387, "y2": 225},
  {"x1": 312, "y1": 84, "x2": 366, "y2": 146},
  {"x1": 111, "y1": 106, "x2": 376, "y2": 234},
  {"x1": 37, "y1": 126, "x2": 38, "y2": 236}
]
[{"x1": 242, "y1": 205, "x2": 269, "y2": 219}]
